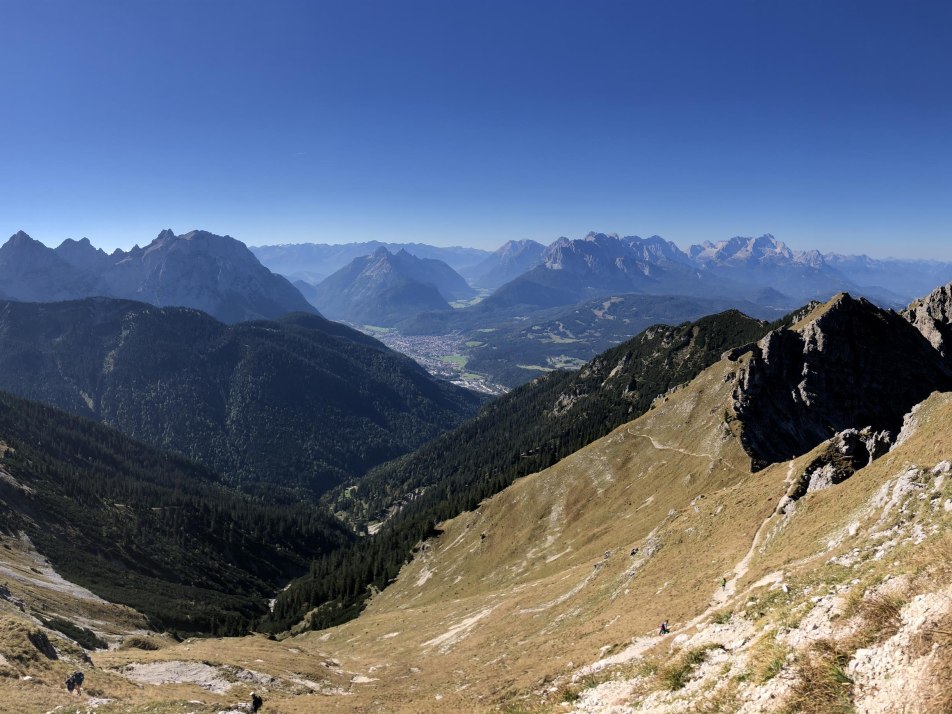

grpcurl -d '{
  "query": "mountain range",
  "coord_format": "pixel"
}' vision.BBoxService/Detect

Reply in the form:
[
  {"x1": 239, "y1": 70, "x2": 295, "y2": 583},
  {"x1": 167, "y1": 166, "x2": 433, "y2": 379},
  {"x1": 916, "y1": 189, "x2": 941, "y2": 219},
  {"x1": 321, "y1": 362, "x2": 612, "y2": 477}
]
[
  {"x1": 284, "y1": 281, "x2": 952, "y2": 633},
  {"x1": 0, "y1": 298, "x2": 483, "y2": 500},
  {"x1": 250, "y1": 240, "x2": 490, "y2": 285},
  {"x1": 489, "y1": 232, "x2": 906, "y2": 310},
  {"x1": 0, "y1": 229, "x2": 315, "y2": 323},
  {"x1": 269, "y1": 282, "x2": 952, "y2": 709},
  {"x1": 254, "y1": 232, "x2": 951, "y2": 305}
]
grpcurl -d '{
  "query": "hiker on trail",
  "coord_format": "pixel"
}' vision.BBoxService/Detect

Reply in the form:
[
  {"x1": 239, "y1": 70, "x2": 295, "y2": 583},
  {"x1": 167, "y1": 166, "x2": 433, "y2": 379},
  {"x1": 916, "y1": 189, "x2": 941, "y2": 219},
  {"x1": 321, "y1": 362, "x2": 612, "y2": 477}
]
[
  {"x1": 658, "y1": 620, "x2": 669, "y2": 636},
  {"x1": 721, "y1": 576, "x2": 727, "y2": 589},
  {"x1": 66, "y1": 670, "x2": 84, "y2": 695},
  {"x1": 251, "y1": 691, "x2": 263, "y2": 712}
]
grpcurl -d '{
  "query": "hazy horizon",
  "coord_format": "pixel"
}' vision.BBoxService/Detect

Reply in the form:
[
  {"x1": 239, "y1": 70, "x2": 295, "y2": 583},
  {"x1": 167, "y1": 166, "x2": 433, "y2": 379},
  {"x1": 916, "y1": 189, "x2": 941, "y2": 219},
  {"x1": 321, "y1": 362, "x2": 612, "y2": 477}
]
[
  {"x1": 3, "y1": 1, "x2": 949, "y2": 259},
  {"x1": 10, "y1": 226, "x2": 952, "y2": 264}
]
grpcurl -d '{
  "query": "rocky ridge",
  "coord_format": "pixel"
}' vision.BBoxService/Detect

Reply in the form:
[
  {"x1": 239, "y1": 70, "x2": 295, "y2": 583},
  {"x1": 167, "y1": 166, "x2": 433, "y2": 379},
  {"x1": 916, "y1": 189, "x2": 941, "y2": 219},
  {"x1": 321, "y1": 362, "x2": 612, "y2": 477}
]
[
  {"x1": 731, "y1": 292, "x2": 952, "y2": 469},
  {"x1": 903, "y1": 281, "x2": 952, "y2": 357}
]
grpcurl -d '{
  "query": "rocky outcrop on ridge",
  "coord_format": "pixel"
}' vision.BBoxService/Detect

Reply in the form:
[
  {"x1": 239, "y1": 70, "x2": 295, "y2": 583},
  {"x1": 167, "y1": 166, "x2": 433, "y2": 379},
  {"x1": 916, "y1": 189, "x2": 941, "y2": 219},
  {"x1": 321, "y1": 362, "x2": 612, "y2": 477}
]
[
  {"x1": 778, "y1": 426, "x2": 893, "y2": 512},
  {"x1": 903, "y1": 281, "x2": 952, "y2": 357},
  {"x1": 732, "y1": 293, "x2": 952, "y2": 469}
]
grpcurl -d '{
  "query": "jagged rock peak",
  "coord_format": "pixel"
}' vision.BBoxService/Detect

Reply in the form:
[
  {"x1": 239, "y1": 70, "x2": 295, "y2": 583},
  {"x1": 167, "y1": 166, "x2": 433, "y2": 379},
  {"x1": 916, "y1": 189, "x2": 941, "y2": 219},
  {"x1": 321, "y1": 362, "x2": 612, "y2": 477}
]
[
  {"x1": 6, "y1": 230, "x2": 40, "y2": 246},
  {"x1": 155, "y1": 228, "x2": 176, "y2": 241},
  {"x1": 732, "y1": 292, "x2": 952, "y2": 469},
  {"x1": 497, "y1": 239, "x2": 541, "y2": 254},
  {"x1": 903, "y1": 281, "x2": 952, "y2": 357},
  {"x1": 584, "y1": 231, "x2": 620, "y2": 242}
]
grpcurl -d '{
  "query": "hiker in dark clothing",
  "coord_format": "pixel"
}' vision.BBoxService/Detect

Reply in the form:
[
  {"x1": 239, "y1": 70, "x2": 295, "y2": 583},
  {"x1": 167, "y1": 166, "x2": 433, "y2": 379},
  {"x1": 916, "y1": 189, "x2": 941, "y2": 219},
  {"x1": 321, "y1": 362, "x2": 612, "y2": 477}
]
[
  {"x1": 251, "y1": 691, "x2": 263, "y2": 712},
  {"x1": 66, "y1": 670, "x2": 84, "y2": 695},
  {"x1": 658, "y1": 620, "x2": 669, "y2": 635}
]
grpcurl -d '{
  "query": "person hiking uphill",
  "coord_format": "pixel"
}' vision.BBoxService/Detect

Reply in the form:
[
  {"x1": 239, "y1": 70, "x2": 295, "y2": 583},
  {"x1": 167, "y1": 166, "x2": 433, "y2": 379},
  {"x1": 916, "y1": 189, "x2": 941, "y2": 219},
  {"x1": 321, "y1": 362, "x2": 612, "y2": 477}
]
[
  {"x1": 251, "y1": 691, "x2": 263, "y2": 712},
  {"x1": 658, "y1": 620, "x2": 669, "y2": 636}
]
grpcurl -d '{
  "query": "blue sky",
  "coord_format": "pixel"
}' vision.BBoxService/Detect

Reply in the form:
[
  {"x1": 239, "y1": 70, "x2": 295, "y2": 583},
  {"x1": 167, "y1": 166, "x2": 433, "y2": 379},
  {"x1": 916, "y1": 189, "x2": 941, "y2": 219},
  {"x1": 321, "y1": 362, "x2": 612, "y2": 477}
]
[{"x1": 2, "y1": 0, "x2": 950, "y2": 257}]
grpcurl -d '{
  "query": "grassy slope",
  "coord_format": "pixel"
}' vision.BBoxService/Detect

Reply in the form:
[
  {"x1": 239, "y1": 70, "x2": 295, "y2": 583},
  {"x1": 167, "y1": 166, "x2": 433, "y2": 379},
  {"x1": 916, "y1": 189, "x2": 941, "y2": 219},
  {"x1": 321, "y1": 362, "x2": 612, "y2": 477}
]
[{"x1": 266, "y1": 310, "x2": 770, "y2": 633}]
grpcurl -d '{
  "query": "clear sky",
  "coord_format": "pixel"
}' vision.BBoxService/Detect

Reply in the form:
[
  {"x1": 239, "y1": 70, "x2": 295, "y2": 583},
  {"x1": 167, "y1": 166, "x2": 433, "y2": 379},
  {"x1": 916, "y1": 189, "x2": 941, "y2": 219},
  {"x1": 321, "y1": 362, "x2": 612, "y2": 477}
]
[{"x1": 2, "y1": 0, "x2": 950, "y2": 258}]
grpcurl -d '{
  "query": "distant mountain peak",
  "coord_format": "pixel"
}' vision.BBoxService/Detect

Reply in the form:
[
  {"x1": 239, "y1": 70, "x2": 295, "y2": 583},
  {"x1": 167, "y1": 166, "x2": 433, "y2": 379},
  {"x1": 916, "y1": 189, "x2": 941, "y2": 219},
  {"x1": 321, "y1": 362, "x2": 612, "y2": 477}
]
[
  {"x1": 7, "y1": 230, "x2": 41, "y2": 247},
  {"x1": 310, "y1": 245, "x2": 474, "y2": 325},
  {"x1": 61, "y1": 236, "x2": 94, "y2": 247},
  {"x1": 585, "y1": 231, "x2": 619, "y2": 241}
]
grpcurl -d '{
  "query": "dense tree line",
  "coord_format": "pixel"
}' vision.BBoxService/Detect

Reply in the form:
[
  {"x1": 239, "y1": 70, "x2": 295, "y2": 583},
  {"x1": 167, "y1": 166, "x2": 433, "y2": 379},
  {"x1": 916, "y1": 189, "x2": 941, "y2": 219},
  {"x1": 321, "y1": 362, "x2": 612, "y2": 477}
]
[
  {"x1": 265, "y1": 310, "x2": 774, "y2": 632},
  {"x1": 0, "y1": 391, "x2": 353, "y2": 635}
]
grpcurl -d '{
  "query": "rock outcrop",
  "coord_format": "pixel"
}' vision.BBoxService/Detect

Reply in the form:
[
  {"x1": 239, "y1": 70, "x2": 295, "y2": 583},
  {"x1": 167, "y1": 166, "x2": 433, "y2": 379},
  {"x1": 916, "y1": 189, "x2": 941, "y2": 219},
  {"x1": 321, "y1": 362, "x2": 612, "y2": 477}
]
[
  {"x1": 903, "y1": 282, "x2": 952, "y2": 358},
  {"x1": 779, "y1": 426, "x2": 893, "y2": 511},
  {"x1": 732, "y1": 293, "x2": 952, "y2": 468}
]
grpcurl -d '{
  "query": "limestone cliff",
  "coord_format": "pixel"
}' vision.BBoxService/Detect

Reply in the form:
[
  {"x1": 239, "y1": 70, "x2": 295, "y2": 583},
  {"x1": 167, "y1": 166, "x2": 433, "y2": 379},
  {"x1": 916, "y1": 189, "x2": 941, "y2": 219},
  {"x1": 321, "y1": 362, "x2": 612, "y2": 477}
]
[
  {"x1": 732, "y1": 293, "x2": 952, "y2": 469},
  {"x1": 903, "y1": 281, "x2": 952, "y2": 358}
]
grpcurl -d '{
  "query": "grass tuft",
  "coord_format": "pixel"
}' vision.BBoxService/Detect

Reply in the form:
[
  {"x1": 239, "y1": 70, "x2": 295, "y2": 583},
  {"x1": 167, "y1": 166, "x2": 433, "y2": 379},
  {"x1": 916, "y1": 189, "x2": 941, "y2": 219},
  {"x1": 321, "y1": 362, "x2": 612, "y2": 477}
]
[
  {"x1": 781, "y1": 639, "x2": 854, "y2": 714},
  {"x1": 659, "y1": 644, "x2": 722, "y2": 691},
  {"x1": 119, "y1": 634, "x2": 164, "y2": 651},
  {"x1": 749, "y1": 635, "x2": 789, "y2": 684}
]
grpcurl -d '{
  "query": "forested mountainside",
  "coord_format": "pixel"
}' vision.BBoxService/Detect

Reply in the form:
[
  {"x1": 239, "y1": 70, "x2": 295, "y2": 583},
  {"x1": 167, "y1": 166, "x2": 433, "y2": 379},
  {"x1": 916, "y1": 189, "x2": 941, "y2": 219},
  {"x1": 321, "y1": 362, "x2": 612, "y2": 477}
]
[
  {"x1": 266, "y1": 309, "x2": 773, "y2": 632},
  {"x1": 0, "y1": 298, "x2": 484, "y2": 500},
  {"x1": 0, "y1": 390, "x2": 351, "y2": 634},
  {"x1": 442, "y1": 294, "x2": 785, "y2": 388}
]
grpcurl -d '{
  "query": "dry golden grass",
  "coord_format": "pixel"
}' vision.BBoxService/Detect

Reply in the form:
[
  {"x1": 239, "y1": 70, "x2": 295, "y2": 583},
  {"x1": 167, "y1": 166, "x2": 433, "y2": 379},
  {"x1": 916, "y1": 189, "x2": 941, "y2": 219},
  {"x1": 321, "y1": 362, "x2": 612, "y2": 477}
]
[
  {"x1": 850, "y1": 593, "x2": 904, "y2": 648},
  {"x1": 920, "y1": 604, "x2": 952, "y2": 714},
  {"x1": 747, "y1": 632, "x2": 789, "y2": 684},
  {"x1": 781, "y1": 640, "x2": 854, "y2": 714}
]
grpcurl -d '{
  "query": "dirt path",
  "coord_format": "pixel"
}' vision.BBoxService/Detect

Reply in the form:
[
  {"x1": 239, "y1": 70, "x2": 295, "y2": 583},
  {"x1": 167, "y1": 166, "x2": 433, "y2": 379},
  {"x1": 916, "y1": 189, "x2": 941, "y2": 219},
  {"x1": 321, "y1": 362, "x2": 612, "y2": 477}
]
[
  {"x1": 576, "y1": 462, "x2": 796, "y2": 680},
  {"x1": 713, "y1": 503, "x2": 780, "y2": 604},
  {"x1": 627, "y1": 430, "x2": 715, "y2": 462}
]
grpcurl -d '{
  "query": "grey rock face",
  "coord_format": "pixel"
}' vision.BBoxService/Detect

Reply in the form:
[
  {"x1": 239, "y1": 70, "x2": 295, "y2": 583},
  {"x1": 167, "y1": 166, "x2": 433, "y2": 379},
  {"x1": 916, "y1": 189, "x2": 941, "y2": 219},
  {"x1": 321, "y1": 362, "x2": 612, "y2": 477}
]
[
  {"x1": 0, "y1": 231, "x2": 107, "y2": 301},
  {"x1": 902, "y1": 283, "x2": 952, "y2": 357},
  {"x1": 803, "y1": 427, "x2": 892, "y2": 494},
  {"x1": 732, "y1": 293, "x2": 952, "y2": 469}
]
